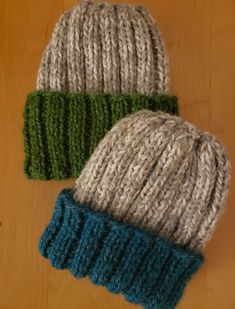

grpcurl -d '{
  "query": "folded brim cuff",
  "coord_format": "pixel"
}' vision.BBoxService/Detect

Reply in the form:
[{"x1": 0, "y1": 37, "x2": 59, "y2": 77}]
[
  {"x1": 39, "y1": 189, "x2": 203, "y2": 309},
  {"x1": 24, "y1": 91, "x2": 178, "y2": 180}
]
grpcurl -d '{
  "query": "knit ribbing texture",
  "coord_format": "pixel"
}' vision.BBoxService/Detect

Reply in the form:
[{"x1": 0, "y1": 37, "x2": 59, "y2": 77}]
[
  {"x1": 39, "y1": 110, "x2": 230, "y2": 308},
  {"x1": 40, "y1": 189, "x2": 203, "y2": 309},
  {"x1": 74, "y1": 110, "x2": 231, "y2": 251},
  {"x1": 37, "y1": 0, "x2": 169, "y2": 95},
  {"x1": 23, "y1": 0, "x2": 175, "y2": 180},
  {"x1": 24, "y1": 92, "x2": 178, "y2": 180}
]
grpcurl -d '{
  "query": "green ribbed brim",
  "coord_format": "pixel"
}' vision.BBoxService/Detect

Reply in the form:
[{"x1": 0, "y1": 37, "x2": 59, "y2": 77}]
[{"x1": 23, "y1": 91, "x2": 179, "y2": 180}]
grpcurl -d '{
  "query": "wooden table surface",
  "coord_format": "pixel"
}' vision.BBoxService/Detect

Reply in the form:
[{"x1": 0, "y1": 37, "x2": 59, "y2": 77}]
[{"x1": 1, "y1": 0, "x2": 235, "y2": 308}]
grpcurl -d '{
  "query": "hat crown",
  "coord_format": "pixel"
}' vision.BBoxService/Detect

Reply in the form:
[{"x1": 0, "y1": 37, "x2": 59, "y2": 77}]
[
  {"x1": 74, "y1": 111, "x2": 230, "y2": 250},
  {"x1": 37, "y1": 1, "x2": 169, "y2": 95}
]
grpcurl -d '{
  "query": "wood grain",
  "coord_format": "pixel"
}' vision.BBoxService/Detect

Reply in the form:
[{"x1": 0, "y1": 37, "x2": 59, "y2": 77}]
[{"x1": 0, "y1": 0, "x2": 235, "y2": 308}]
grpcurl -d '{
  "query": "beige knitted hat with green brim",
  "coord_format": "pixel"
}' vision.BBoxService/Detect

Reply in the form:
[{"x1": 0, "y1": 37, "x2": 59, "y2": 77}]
[{"x1": 23, "y1": 0, "x2": 178, "y2": 180}]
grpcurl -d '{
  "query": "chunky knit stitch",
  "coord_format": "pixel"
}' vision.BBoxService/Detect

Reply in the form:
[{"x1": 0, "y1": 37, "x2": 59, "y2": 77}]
[
  {"x1": 24, "y1": 93, "x2": 178, "y2": 180},
  {"x1": 23, "y1": 0, "x2": 176, "y2": 180},
  {"x1": 40, "y1": 189, "x2": 203, "y2": 309},
  {"x1": 39, "y1": 110, "x2": 230, "y2": 308},
  {"x1": 37, "y1": 0, "x2": 169, "y2": 95},
  {"x1": 74, "y1": 110, "x2": 230, "y2": 250}
]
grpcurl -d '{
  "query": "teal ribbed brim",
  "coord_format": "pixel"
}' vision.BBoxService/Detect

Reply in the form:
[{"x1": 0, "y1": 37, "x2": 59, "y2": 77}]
[
  {"x1": 23, "y1": 91, "x2": 179, "y2": 180},
  {"x1": 39, "y1": 189, "x2": 203, "y2": 309}
]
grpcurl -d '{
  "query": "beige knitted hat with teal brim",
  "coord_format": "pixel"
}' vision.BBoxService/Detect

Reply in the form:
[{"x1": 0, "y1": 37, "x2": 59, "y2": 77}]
[{"x1": 40, "y1": 110, "x2": 230, "y2": 308}]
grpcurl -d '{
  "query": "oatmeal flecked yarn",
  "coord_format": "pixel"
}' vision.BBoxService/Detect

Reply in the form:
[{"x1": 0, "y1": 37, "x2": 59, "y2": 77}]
[
  {"x1": 39, "y1": 111, "x2": 230, "y2": 308},
  {"x1": 24, "y1": 0, "x2": 178, "y2": 180},
  {"x1": 37, "y1": 0, "x2": 169, "y2": 94}
]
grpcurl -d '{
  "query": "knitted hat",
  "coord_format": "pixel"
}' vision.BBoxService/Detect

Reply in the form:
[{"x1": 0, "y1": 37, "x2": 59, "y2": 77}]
[
  {"x1": 23, "y1": 0, "x2": 178, "y2": 180},
  {"x1": 39, "y1": 111, "x2": 230, "y2": 308}
]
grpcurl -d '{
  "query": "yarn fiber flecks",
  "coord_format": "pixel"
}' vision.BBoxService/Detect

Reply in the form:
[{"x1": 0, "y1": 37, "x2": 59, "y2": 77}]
[
  {"x1": 74, "y1": 110, "x2": 231, "y2": 251},
  {"x1": 39, "y1": 110, "x2": 230, "y2": 309},
  {"x1": 23, "y1": 0, "x2": 177, "y2": 180}
]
